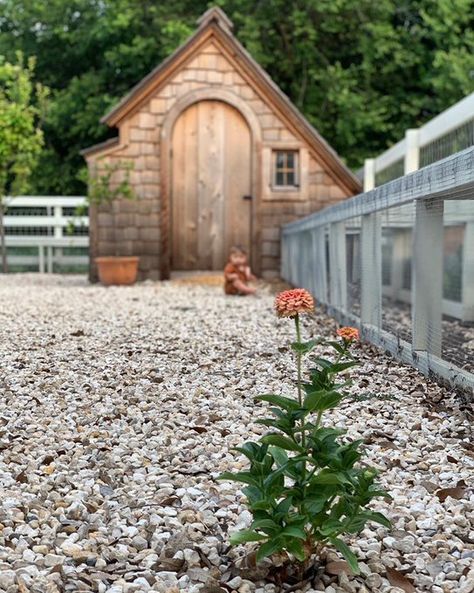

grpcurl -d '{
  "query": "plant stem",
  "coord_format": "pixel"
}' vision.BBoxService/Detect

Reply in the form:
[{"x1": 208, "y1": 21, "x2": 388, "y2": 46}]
[
  {"x1": 295, "y1": 314, "x2": 302, "y2": 406},
  {"x1": 315, "y1": 409, "x2": 323, "y2": 430},
  {"x1": 294, "y1": 314, "x2": 306, "y2": 451}
]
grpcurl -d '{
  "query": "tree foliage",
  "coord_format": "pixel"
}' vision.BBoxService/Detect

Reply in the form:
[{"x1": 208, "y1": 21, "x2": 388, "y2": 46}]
[
  {"x1": 0, "y1": 0, "x2": 472, "y2": 194},
  {"x1": 0, "y1": 52, "x2": 48, "y2": 271}
]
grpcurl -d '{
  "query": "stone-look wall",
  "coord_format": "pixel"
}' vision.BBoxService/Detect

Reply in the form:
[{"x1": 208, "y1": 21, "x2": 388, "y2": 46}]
[{"x1": 86, "y1": 40, "x2": 353, "y2": 281}]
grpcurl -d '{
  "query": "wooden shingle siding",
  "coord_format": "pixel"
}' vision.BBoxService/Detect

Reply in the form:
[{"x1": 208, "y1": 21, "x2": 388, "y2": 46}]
[{"x1": 83, "y1": 8, "x2": 359, "y2": 281}]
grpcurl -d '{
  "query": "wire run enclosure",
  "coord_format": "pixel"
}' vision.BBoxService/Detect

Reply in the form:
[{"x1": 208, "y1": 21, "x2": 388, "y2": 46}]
[{"x1": 281, "y1": 147, "x2": 474, "y2": 392}]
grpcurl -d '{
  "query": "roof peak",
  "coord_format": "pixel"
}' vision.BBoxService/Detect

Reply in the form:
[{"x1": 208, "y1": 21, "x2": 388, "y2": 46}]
[{"x1": 197, "y1": 7, "x2": 234, "y2": 32}]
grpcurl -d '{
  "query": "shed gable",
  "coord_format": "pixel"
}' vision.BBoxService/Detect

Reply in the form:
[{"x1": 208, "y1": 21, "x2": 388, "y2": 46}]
[{"x1": 82, "y1": 8, "x2": 359, "y2": 281}]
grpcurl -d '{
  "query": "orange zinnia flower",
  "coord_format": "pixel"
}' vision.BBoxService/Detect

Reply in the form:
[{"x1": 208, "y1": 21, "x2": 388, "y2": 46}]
[
  {"x1": 275, "y1": 288, "x2": 314, "y2": 318},
  {"x1": 337, "y1": 326, "x2": 360, "y2": 342}
]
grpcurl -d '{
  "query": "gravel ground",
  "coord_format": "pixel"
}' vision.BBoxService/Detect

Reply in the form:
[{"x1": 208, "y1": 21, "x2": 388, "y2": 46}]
[{"x1": 0, "y1": 274, "x2": 473, "y2": 593}]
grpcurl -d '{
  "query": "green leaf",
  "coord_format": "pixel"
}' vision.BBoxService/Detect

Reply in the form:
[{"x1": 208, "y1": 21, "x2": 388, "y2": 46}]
[
  {"x1": 282, "y1": 525, "x2": 307, "y2": 539},
  {"x1": 269, "y1": 446, "x2": 288, "y2": 467},
  {"x1": 311, "y1": 469, "x2": 349, "y2": 485},
  {"x1": 330, "y1": 537, "x2": 360, "y2": 575},
  {"x1": 310, "y1": 357, "x2": 334, "y2": 369},
  {"x1": 256, "y1": 538, "x2": 283, "y2": 563},
  {"x1": 230, "y1": 530, "x2": 268, "y2": 545},
  {"x1": 232, "y1": 442, "x2": 268, "y2": 463},
  {"x1": 291, "y1": 339, "x2": 318, "y2": 354},
  {"x1": 251, "y1": 518, "x2": 280, "y2": 535},
  {"x1": 285, "y1": 538, "x2": 306, "y2": 561},
  {"x1": 329, "y1": 361, "x2": 358, "y2": 373},
  {"x1": 304, "y1": 390, "x2": 343, "y2": 412},
  {"x1": 361, "y1": 511, "x2": 391, "y2": 528},
  {"x1": 256, "y1": 393, "x2": 300, "y2": 412},
  {"x1": 303, "y1": 495, "x2": 327, "y2": 514},
  {"x1": 261, "y1": 433, "x2": 303, "y2": 452},
  {"x1": 217, "y1": 471, "x2": 259, "y2": 486}
]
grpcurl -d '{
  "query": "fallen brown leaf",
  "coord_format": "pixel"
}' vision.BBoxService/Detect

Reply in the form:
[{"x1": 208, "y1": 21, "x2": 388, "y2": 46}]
[
  {"x1": 436, "y1": 486, "x2": 466, "y2": 502},
  {"x1": 386, "y1": 568, "x2": 416, "y2": 593},
  {"x1": 326, "y1": 560, "x2": 353, "y2": 576}
]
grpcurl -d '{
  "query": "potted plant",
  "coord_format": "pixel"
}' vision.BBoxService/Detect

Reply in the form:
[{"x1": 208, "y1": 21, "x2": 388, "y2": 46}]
[{"x1": 80, "y1": 161, "x2": 139, "y2": 285}]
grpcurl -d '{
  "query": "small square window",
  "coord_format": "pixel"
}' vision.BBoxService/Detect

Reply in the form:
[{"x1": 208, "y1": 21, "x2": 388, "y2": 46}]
[{"x1": 273, "y1": 150, "x2": 299, "y2": 189}]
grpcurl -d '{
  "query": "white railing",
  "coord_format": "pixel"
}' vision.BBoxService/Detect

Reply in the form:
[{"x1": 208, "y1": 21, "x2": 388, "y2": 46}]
[
  {"x1": 3, "y1": 196, "x2": 88, "y2": 273},
  {"x1": 360, "y1": 92, "x2": 474, "y2": 186},
  {"x1": 281, "y1": 147, "x2": 474, "y2": 392}
]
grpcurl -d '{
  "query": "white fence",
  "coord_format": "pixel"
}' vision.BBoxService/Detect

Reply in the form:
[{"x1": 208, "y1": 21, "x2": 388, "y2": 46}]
[
  {"x1": 359, "y1": 92, "x2": 474, "y2": 187},
  {"x1": 281, "y1": 147, "x2": 474, "y2": 392},
  {"x1": 3, "y1": 196, "x2": 88, "y2": 273}
]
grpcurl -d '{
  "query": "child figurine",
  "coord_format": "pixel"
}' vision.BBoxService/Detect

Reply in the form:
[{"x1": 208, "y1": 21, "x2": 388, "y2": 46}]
[{"x1": 224, "y1": 246, "x2": 257, "y2": 295}]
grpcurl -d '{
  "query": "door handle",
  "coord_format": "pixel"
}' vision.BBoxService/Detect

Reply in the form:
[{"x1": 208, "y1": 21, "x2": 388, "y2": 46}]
[{"x1": 242, "y1": 195, "x2": 253, "y2": 201}]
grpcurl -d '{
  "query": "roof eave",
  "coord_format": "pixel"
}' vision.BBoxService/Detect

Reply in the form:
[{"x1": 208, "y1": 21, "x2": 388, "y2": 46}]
[{"x1": 80, "y1": 137, "x2": 120, "y2": 158}]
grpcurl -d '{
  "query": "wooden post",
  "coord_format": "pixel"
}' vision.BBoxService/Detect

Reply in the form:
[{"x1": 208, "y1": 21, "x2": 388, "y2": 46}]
[
  {"x1": 404, "y1": 129, "x2": 420, "y2": 174},
  {"x1": 361, "y1": 213, "x2": 382, "y2": 327},
  {"x1": 412, "y1": 198, "x2": 444, "y2": 356},
  {"x1": 462, "y1": 222, "x2": 474, "y2": 322},
  {"x1": 329, "y1": 221, "x2": 347, "y2": 311}
]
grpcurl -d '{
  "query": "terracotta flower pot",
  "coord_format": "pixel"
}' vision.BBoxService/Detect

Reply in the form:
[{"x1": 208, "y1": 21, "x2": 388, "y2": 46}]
[{"x1": 95, "y1": 256, "x2": 139, "y2": 286}]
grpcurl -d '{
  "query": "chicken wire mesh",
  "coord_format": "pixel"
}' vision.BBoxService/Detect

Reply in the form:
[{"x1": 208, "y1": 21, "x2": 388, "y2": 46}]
[
  {"x1": 281, "y1": 147, "x2": 474, "y2": 391},
  {"x1": 345, "y1": 217, "x2": 361, "y2": 318}
]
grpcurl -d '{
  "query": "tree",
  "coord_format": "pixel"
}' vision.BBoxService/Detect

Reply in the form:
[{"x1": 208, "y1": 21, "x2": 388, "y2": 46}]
[
  {"x1": 0, "y1": 0, "x2": 472, "y2": 193},
  {"x1": 0, "y1": 52, "x2": 48, "y2": 272}
]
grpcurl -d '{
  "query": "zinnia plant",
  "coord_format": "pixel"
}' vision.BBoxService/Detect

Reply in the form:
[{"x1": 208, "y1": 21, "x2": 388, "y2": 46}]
[{"x1": 219, "y1": 289, "x2": 390, "y2": 575}]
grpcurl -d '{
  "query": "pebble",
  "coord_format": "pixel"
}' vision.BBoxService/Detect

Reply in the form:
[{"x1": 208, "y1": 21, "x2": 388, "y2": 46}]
[{"x1": 0, "y1": 274, "x2": 471, "y2": 592}]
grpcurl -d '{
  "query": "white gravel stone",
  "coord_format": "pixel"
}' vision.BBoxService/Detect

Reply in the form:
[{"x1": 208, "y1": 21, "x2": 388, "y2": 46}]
[{"x1": 0, "y1": 274, "x2": 472, "y2": 593}]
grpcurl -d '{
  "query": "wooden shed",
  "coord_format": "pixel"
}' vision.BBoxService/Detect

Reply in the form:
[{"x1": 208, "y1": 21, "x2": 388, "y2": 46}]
[{"x1": 82, "y1": 7, "x2": 361, "y2": 281}]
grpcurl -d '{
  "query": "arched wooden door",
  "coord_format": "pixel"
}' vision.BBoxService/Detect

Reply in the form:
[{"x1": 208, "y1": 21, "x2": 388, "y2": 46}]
[{"x1": 171, "y1": 100, "x2": 252, "y2": 270}]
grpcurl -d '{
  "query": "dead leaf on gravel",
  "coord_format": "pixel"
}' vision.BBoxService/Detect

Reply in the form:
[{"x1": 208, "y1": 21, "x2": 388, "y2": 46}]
[
  {"x1": 15, "y1": 470, "x2": 28, "y2": 483},
  {"x1": 386, "y1": 568, "x2": 416, "y2": 592},
  {"x1": 159, "y1": 496, "x2": 181, "y2": 506},
  {"x1": 378, "y1": 440, "x2": 399, "y2": 450},
  {"x1": 326, "y1": 560, "x2": 353, "y2": 576},
  {"x1": 154, "y1": 558, "x2": 185, "y2": 572},
  {"x1": 419, "y1": 480, "x2": 439, "y2": 493},
  {"x1": 436, "y1": 486, "x2": 467, "y2": 502},
  {"x1": 190, "y1": 426, "x2": 208, "y2": 434}
]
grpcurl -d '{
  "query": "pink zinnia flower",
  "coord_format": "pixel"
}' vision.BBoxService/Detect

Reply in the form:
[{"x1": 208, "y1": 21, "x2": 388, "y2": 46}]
[
  {"x1": 337, "y1": 327, "x2": 360, "y2": 342},
  {"x1": 275, "y1": 288, "x2": 314, "y2": 318}
]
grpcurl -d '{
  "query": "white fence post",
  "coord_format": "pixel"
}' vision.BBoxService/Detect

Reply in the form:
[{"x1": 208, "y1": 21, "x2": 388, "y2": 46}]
[
  {"x1": 360, "y1": 158, "x2": 382, "y2": 327},
  {"x1": 412, "y1": 198, "x2": 444, "y2": 356},
  {"x1": 4, "y1": 196, "x2": 88, "y2": 272},
  {"x1": 404, "y1": 129, "x2": 420, "y2": 174},
  {"x1": 38, "y1": 246, "x2": 45, "y2": 273},
  {"x1": 462, "y1": 222, "x2": 474, "y2": 321},
  {"x1": 361, "y1": 213, "x2": 382, "y2": 327},
  {"x1": 311, "y1": 227, "x2": 327, "y2": 303},
  {"x1": 329, "y1": 222, "x2": 347, "y2": 311},
  {"x1": 364, "y1": 158, "x2": 376, "y2": 192},
  {"x1": 390, "y1": 230, "x2": 410, "y2": 300}
]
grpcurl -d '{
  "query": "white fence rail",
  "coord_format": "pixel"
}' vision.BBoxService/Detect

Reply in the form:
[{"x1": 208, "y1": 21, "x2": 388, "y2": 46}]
[
  {"x1": 360, "y1": 92, "x2": 474, "y2": 187},
  {"x1": 3, "y1": 196, "x2": 88, "y2": 273},
  {"x1": 281, "y1": 147, "x2": 474, "y2": 392}
]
